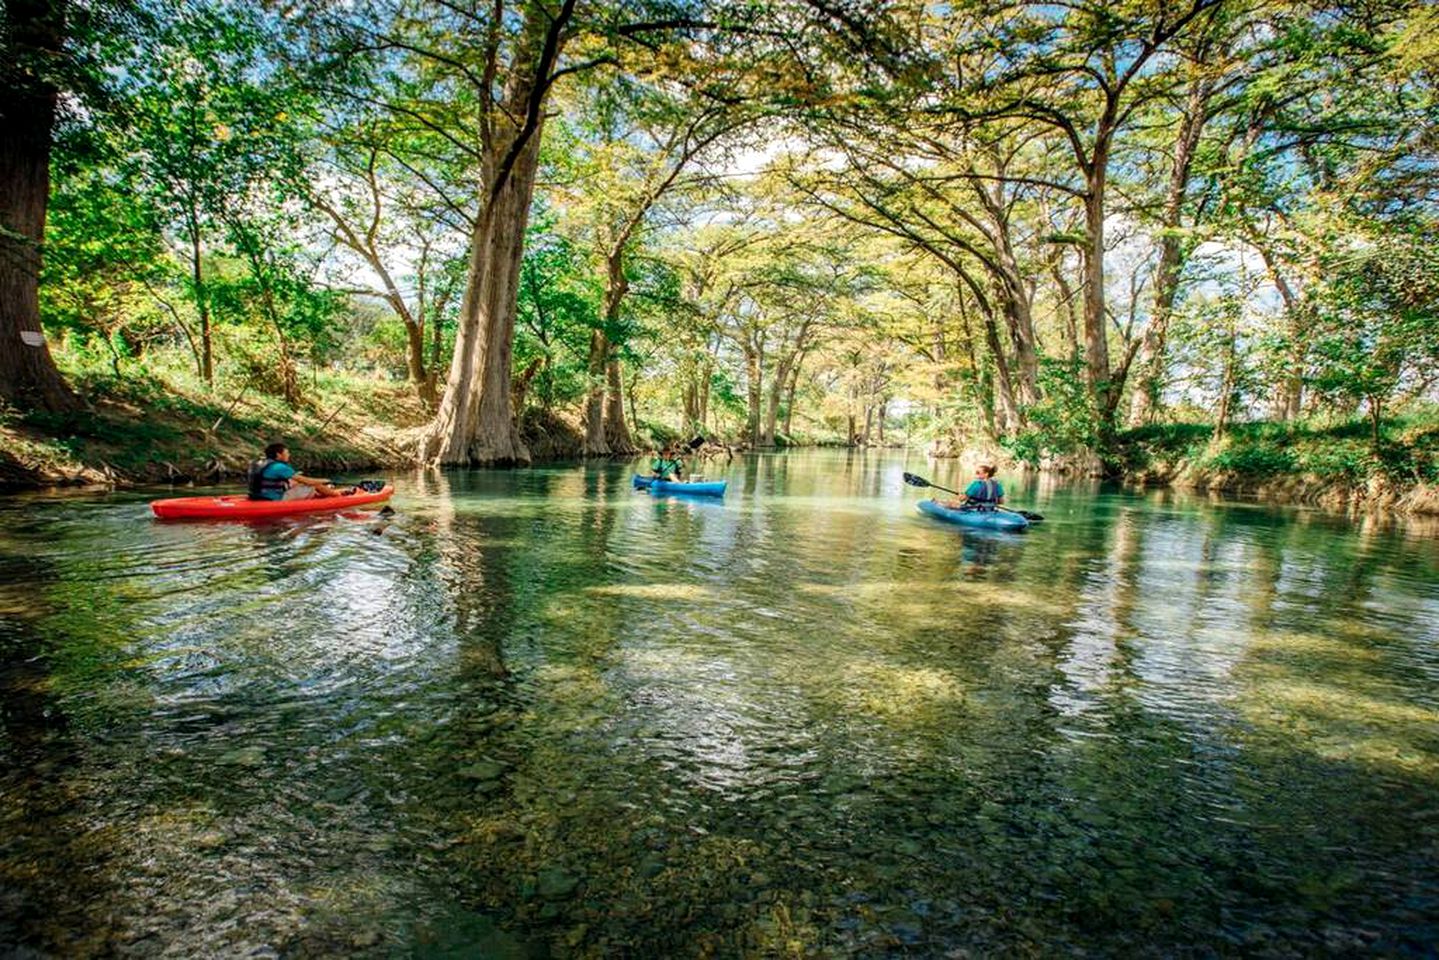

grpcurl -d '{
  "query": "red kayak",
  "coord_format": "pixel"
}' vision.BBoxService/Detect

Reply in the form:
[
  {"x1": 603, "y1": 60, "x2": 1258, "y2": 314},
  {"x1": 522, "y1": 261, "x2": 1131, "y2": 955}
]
[{"x1": 151, "y1": 485, "x2": 394, "y2": 520}]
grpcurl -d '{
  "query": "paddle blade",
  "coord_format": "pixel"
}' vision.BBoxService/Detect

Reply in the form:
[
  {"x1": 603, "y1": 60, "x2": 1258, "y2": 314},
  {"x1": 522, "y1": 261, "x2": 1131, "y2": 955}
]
[
  {"x1": 1017, "y1": 510, "x2": 1045, "y2": 522},
  {"x1": 902, "y1": 472, "x2": 932, "y2": 488},
  {"x1": 687, "y1": 435, "x2": 706, "y2": 450}
]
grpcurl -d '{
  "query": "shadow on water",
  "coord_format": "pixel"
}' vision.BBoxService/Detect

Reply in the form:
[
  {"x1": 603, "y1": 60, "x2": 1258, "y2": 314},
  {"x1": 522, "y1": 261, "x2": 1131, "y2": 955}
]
[{"x1": 0, "y1": 451, "x2": 1435, "y2": 956}]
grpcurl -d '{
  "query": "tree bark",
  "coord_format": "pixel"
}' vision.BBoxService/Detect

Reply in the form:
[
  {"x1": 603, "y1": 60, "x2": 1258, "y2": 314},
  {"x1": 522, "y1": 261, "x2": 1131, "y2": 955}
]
[
  {"x1": 1129, "y1": 77, "x2": 1211, "y2": 427},
  {"x1": 418, "y1": 2, "x2": 570, "y2": 466},
  {"x1": 583, "y1": 329, "x2": 609, "y2": 456},
  {"x1": 604, "y1": 356, "x2": 635, "y2": 453},
  {"x1": 782, "y1": 352, "x2": 804, "y2": 439},
  {"x1": 744, "y1": 340, "x2": 762, "y2": 448},
  {"x1": 761, "y1": 356, "x2": 789, "y2": 448},
  {"x1": 600, "y1": 249, "x2": 635, "y2": 455},
  {"x1": 1082, "y1": 161, "x2": 1113, "y2": 428},
  {"x1": 0, "y1": 0, "x2": 80, "y2": 415}
]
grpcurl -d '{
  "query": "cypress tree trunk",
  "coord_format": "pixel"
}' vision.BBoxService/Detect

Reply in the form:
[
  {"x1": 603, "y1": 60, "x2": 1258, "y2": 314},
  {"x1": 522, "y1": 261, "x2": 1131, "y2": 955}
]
[
  {"x1": 604, "y1": 357, "x2": 635, "y2": 454},
  {"x1": 744, "y1": 342, "x2": 762, "y2": 447},
  {"x1": 0, "y1": 0, "x2": 80, "y2": 415},
  {"x1": 600, "y1": 252, "x2": 634, "y2": 455},
  {"x1": 583, "y1": 329, "x2": 609, "y2": 456},
  {"x1": 1129, "y1": 77, "x2": 1210, "y2": 427},
  {"x1": 1082, "y1": 164, "x2": 1112, "y2": 429},
  {"x1": 418, "y1": 2, "x2": 570, "y2": 466},
  {"x1": 782, "y1": 357, "x2": 803, "y2": 439}
]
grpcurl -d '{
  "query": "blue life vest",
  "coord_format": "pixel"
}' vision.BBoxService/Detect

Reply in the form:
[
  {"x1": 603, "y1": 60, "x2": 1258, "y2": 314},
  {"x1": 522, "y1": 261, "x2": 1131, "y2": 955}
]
[{"x1": 247, "y1": 459, "x2": 290, "y2": 501}]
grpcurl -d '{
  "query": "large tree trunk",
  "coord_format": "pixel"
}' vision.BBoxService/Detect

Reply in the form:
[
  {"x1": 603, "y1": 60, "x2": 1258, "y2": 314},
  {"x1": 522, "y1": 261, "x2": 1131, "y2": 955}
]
[
  {"x1": 600, "y1": 250, "x2": 635, "y2": 455},
  {"x1": 420, "y1": 151, "x2": 540, "y2": 465},
  {"x1": 604, "y1": 357, "x2": 635, "y2": 454},
  {"x1": 418, "y1": 4, "x2": 567, "y2": 466},
  {"x1": 761, "y1": 354, "x2": 793, "y2": 448},
  {"x1": 1129, "y1": 77, "x2": 1210, "y2": 427},
  {"x1": 1082, "y1": 165, "x2": 1112, "y2": 429},
  {"x1": 744, "y1": 342, "x2": 762, "y2": 447},
  {"x1": 583, "y1": 329, "x2": 609, "y2": 456},
  {"x1": 782, "y1": 353, "x2": 803, "y2": 438},
  {"x1": 0, "y1": 0, "x2": 80, "y2": 415},
  {"x1": 979, "y1": 305, "x2": 1020, "y2": 434},
  {"x1": 682, "y1": 377, "x2": 699, "y2": 432}
]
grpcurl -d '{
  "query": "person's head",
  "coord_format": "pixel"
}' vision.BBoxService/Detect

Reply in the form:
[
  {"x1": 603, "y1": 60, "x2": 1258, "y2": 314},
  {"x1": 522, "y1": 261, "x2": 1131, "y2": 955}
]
[
  {"x1": 265, "y1": 442, "x2": 290, "y2": 462},
  {"x1": 976, "y1": 463, "x2": 996, "y2": 478}
]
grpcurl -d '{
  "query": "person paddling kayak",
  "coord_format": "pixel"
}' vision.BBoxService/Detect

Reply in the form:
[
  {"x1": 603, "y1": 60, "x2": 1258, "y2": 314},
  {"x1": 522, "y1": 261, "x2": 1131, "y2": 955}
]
[
  {"x1": 940, "y1": 463, "x2": 1005, "y2": 511},
  {"x1": 649, "y1": 444, "x2": 686, "y2": 482},
  {"x1": 248, "y1": 443, "x2": 354, "y2": 501}
]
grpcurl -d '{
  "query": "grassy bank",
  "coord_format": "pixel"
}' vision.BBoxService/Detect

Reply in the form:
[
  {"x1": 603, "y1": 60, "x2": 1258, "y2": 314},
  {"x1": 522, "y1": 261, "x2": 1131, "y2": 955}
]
[
  {"x1": 0, "y1": 363, "x2": 428, "y2": 490},
  {"x1": 1115, "y1": 412, "x2": 1439, "y2": 515}
]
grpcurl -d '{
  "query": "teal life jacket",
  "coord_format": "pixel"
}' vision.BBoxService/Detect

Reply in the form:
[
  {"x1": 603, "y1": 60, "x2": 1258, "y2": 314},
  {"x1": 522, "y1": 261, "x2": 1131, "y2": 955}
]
[
  {"x1": 247, "y1": 459, "x2": 289, "y2": 501},
  {"x1": 966, "y1": 478, "x2": 1001, "y2": 507},
  {"x1": 651, "y1": 457, "x2": 683, "y2": 479}
]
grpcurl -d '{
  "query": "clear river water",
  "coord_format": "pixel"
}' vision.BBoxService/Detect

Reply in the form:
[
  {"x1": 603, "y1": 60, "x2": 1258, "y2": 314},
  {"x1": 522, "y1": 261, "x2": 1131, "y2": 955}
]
[{"x1": 1, "y1": 450, "x2": 1436, "y2": 957}]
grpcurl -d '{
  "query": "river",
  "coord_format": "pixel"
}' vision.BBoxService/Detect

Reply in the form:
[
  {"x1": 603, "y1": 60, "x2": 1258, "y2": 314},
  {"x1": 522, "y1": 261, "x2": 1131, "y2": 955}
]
[{"x1": 1, "y1": 450, "x2": 1436, "y2": 956}]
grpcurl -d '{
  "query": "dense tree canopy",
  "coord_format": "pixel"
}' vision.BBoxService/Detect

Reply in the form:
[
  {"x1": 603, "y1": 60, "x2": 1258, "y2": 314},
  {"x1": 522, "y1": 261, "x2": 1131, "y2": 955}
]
[{"x1": 5, "y1": 0, "x2": 1436, "y2": 467}]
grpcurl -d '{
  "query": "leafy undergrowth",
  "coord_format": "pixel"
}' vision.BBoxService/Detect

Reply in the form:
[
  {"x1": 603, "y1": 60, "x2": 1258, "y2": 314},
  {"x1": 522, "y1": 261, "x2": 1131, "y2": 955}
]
[{"x1": 1117, "y1": 412, "x2": 1439, "y2": 490}]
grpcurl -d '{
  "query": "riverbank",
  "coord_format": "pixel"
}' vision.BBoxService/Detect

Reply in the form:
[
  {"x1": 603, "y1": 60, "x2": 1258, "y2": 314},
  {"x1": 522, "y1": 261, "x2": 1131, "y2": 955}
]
[
  {"x1": 0, "y1": 365, "x2": 602, "y2": 490},
  {"x1": 6, "y1": 369, "x2": 1437, "y2": 521},
  {"x1": 1114, "y1": 416, "x2": 1439, "y2": 516},
  {"x1": 0, "y1": 368, "x2": 424, "y2": 490}
]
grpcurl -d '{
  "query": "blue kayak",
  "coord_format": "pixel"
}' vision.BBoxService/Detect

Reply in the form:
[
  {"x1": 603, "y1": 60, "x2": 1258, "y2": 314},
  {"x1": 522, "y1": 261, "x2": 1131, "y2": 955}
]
[
  {"x1": 633, "y1": 475, "x2": 727, "y2": 497},
  {"x1": 917, "y1": 498, "x2": 1029, "y2": 531}
]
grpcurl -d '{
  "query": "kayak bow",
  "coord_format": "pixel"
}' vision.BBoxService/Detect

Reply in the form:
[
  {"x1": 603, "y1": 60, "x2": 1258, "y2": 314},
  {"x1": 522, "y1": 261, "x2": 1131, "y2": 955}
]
[
  {"x1": 916, "y1": 498, "x2": 1029, "y2": 531},
  {"x1": 151, "y1": 485, "x2": 394, "y2": 520},
  {"x1": 632, "y1": 475, "x2": 727, "y2": 497}
]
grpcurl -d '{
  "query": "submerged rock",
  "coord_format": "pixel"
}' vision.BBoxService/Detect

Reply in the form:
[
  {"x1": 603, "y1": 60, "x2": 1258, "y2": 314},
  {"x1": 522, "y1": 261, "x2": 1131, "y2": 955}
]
[
  {"x1": 536, "y1": 867, "x2": 580, "y2": 901},
  {"x1": 217, "y1": 746, "x2": 265, "y2": 767}
]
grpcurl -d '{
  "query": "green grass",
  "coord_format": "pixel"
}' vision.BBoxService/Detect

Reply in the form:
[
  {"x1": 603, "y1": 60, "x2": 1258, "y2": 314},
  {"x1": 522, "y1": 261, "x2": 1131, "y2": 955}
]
[
  {"x1": 1117, "y1": 410, "x2": 1439, "y2": 486},
  {"x1": 4, "y1": 346, "x2": 425, "y2": 487}
]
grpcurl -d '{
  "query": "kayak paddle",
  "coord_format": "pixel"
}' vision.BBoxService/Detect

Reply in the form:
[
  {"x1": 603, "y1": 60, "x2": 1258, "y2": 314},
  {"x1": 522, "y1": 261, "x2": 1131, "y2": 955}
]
[{"x1": 902, "y1": 472, "x2": 1045, "y2": 522}]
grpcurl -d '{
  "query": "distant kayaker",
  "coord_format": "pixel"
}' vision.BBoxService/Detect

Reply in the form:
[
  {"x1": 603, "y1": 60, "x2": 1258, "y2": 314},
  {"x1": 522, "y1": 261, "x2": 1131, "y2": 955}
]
[
  {"x1": 247, "y1": 443, "x2": 353, "y2": 501},
  {"x1": 650, "y1": 444, "x2": 686, "y2": 482},
  {"x1": 940, "y1": 463, "x2": 1005, "y2": 511}
]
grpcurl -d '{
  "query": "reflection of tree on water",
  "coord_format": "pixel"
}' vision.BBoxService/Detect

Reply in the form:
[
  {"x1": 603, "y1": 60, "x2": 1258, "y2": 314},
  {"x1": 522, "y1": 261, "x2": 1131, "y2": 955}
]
[{"x1": 0, "y1": 546, "x2": 103, "y2": 952}]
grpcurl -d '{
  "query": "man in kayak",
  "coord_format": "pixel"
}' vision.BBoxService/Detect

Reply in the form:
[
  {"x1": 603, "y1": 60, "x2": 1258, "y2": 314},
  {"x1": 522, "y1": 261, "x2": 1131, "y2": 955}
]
[
  {"x1": 248, "y1": 443, "x2": 353, "y2": 501},
  {"x1": 941, "y1": 463, "x2": 1005, "y2": 511},
  {"x1": 650, "y1": 444, "x2": 686, "y2": 482}
]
